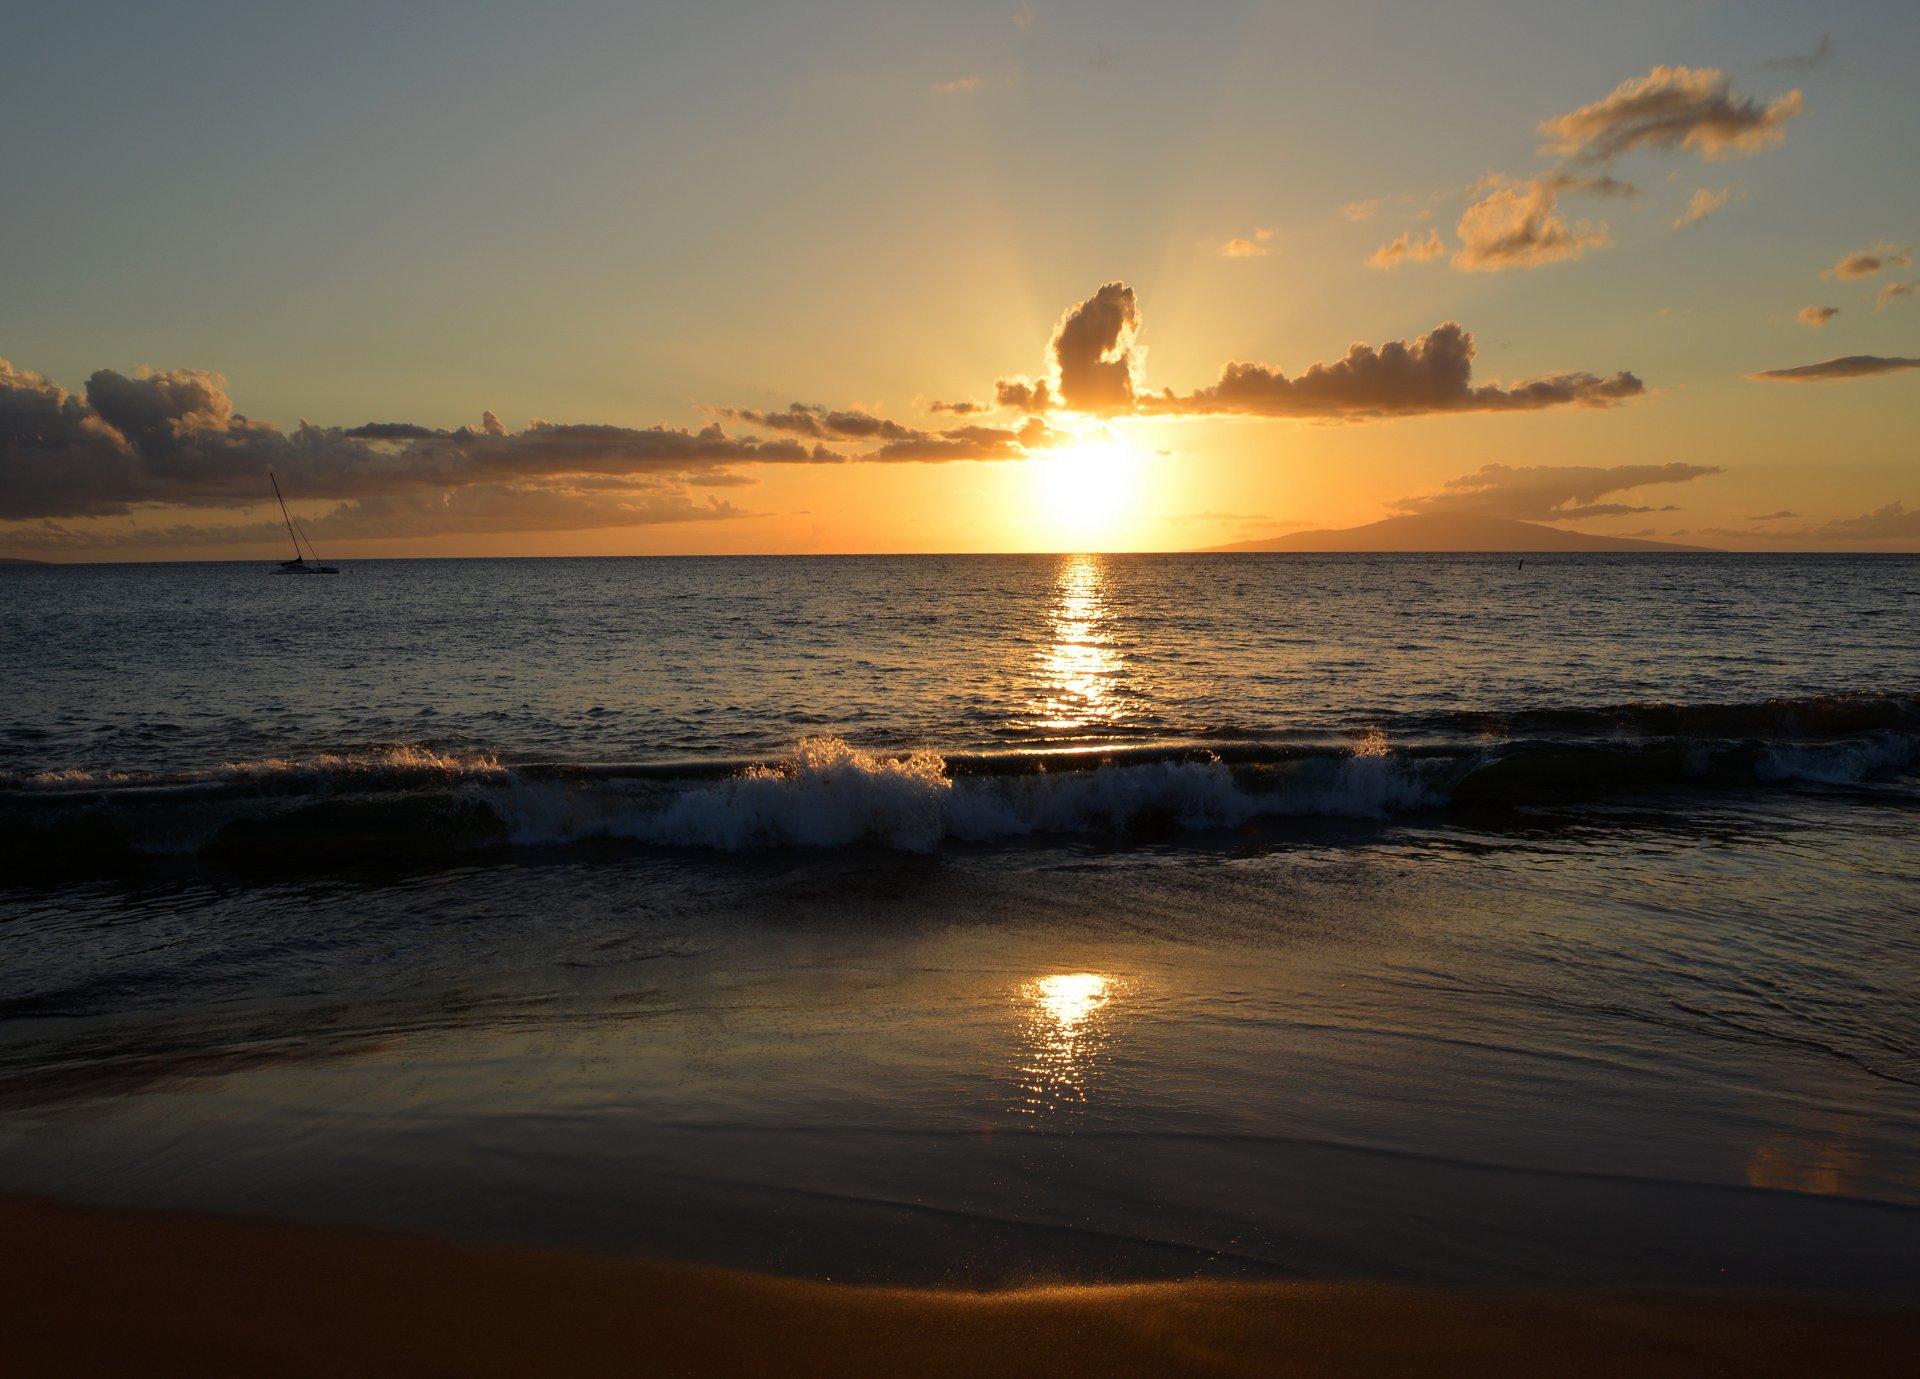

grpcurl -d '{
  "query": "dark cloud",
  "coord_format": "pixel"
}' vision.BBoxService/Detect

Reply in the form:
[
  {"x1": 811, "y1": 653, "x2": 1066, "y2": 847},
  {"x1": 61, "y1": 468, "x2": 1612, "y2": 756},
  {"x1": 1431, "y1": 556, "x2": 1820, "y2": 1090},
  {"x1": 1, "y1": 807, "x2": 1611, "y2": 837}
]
[
  {"x1": 1751, "y1": 355, "x2": 1920, "y2": 382},
  {"x1": 928, "y1": 398, "x2": 987, "y2": 415},
  {"x1": 1762, "y1": 34, "x2": 1833, "y2": 73},
  {"x1": 342, "y1": 422, "x2": 447, "y2": 441},
  {"x1": 995, "y1": 283, "x2": 1140, "y2": 415},
  {"x1": 1823, "y1": 242, "x2": 1911, "y2": 280},
  {"x1": 0, "y1": 357, "x2": 839, "y2": 526},
  {"x1": 1154, "y1": 323, "x2": 1643, "y2": 419},
  {"x1": 722, "y1": 403, "x2": 928, "y2": 443},
  {"x1": 1748, "y1": 510, "x2": 1798, "y2": 520},
  {"x1": 1393, "y1": 462, "x2": 1719, "y2": 521},
  {"x1": 1539, "y1": 65, "x2": 1804, "y2": 163},
  {"x1": 858, "y1": 418, "x2": 1063, "y2": 462},
  {"x1": 1052, "y1": 281, "x2": 1140, "y2": 411},
  {"x1": 994, "y1": 377, "x2": 1053, "y2": 412}
]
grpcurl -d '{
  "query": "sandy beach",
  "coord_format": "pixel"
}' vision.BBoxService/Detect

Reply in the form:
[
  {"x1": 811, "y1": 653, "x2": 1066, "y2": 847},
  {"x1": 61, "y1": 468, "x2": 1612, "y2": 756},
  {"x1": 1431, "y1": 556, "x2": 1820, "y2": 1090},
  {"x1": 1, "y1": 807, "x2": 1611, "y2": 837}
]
[{"x1": 5, "y1": 1194, "x2": 1915, "y2": 1378}]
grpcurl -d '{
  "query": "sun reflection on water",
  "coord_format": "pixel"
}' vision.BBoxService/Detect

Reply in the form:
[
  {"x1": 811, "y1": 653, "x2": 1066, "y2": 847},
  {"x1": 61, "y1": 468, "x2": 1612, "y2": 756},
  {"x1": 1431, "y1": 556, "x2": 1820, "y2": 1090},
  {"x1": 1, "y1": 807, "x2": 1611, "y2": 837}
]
[
  {"x1": 1029, "y1": 554, "x2": 1128, "y2": 734},
  {"x1": 1011, "y1": 971, "x2": 1120, "y2": 1117}
]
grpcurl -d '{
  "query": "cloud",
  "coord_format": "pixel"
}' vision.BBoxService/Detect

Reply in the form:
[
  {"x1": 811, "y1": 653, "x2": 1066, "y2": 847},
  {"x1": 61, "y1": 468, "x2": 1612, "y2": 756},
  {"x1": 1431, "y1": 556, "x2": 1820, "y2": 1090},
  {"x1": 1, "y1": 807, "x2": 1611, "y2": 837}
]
[
  {"x1": 1538, "y1": 65, "x2": 1804, "y2": 163},
  {"x1": 1823, "y1": 242, "x2": 1912, "y2": 280},
  {"x1": 986, "y1": 284, "x2": 1641, "y2": 421},
  {"x1": 1762, "y1": 34, "x2": 1832, "y2": 73},
  {"x1": 857, "y1": 417, "x2": 1062, "y2": 462},
  {"x1": 1795, "y1": 305, "x2": 1839, "y2": 327},
  {"x1": 1748, "y1": 510, "x2": 1797, "y2": 520},
  {"x1": 1220, "y1": 227, "x2": 1275, "y2": 258},
  {"x1": 1393, "y1": 462, "x2": 1719, "y2": 522},
  {"x1": 1453, "y1": 178, "x2": 1612, "y2": 271},
  {"x1": 1158, "y1": 322, "x2": 1643, "y2": 420},
  {"x1": 1752, "y1": 355, "x2": 1920, "y2": 382},
  {"x1": 931, "y1": 75, "x2": 984, "y2": 94},
  {"x1": 1877, "y1": 279, "x2": 1918, "y2": 311},
  {"x1": 1342, "y1": 199, "x2": 1381, "y2": 222},
  {"x1": 1672, "y1": 186, "x2": 1732, "y2": 229},
  {"x1": 995, "y1": 282, "x2": 1140, "y2": 414},
  {"x1": 1367, "y1": 228, "x2": 1446, "y2": 268},
  {"x1": 1013, "y1": 3, "x2": 1036, "y2": 33},
  {"x1": 0, "y1": 351, "x2": 1067, "y2": 537},
  {"x1": 1820, "y1": 501, "x2": 1920, "y2": 540},
  {"x1": 720, "y1": 403, "x2": 927, "y2": 443},
  {"x1": 6, "y1": 279, "x2": 1651, "y2": 547}
]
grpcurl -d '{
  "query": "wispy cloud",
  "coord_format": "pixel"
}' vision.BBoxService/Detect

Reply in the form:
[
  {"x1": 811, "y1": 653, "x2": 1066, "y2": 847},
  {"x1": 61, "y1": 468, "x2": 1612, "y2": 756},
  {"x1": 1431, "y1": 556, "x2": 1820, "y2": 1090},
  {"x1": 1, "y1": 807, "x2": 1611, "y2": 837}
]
[
  {"x1": 1761, "y1": 33, "x2": 1833, "y2": 73},
  {"x1": 1453, "y1": 178, "x2": 1612, "y2": 272},
  {"x1": 1341, "y1": 199, "x2": 1381, "y2": 222},
  {"x1": 1672, "y1": 186, "x2": 1732, "y2": 229},
  {"x1": 931, "y1": 75, "x2": 985, "y2": 94},
  {"x1": 1220, "y1": 227, "x2": 1275, "y2": 258},
  {"x1": 1876, "y1": 279, "x2": 1918, "y2": 311},
  {"x1": 1538, "y1": 65, "x2": 1804, "y2": 163},
  {"x1": 1752, "y1": 354, "x2": 1920, "y2": 382},
  {"x1": 1367, "y1": 228, "x2": 1446, "y2": 269},
  {"x1": 1794, "y1": 305, "x2": 1839, "y2": 328},
  {"x1": 1823, "y1": 242, "x2": 1912, "y2": 280}
]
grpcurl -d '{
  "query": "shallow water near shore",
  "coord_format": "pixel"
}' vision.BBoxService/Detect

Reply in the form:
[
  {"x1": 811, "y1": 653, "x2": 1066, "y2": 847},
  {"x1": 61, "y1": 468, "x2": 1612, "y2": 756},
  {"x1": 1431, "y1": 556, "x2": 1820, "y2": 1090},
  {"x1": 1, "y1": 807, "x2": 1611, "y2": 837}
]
[{"x1": 3, "y1": 553, "x2": 1918, "y2": 1289}]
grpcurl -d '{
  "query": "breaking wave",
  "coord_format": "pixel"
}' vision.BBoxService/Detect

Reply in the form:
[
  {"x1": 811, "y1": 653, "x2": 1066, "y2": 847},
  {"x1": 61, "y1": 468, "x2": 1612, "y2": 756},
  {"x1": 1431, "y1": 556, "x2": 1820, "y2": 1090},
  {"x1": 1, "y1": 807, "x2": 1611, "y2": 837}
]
[{"x1": 3, "y1": 693, "x2": 1916, "y2": 875}]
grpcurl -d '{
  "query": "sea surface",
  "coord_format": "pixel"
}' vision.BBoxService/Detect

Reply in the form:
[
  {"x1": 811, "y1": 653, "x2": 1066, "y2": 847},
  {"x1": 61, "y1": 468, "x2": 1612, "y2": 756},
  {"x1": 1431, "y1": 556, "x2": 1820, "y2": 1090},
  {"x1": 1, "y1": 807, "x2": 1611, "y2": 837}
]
[{"x1": 3, "y1": 553, "x2": 1918, "y2": 1289}]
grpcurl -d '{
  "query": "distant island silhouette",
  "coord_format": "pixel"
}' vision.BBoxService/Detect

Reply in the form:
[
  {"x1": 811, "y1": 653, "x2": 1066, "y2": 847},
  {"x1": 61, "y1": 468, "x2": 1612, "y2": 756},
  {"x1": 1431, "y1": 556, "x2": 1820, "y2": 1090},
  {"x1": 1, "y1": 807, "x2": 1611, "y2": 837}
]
[{"x1": 1206, "y1": 513, "x2": 1719, "y2": 553}]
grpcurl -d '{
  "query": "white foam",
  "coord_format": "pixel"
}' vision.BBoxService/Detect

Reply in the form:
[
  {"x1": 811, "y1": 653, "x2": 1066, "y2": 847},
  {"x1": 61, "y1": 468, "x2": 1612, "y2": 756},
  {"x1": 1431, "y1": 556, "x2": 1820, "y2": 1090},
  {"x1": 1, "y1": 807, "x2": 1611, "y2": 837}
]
[
  {"x1": 1758, "y1": 733, "x2": 1919, "y2": 785},
  {"x1": 472, "y1": 735, "x2": 1452, "y2": 853}
]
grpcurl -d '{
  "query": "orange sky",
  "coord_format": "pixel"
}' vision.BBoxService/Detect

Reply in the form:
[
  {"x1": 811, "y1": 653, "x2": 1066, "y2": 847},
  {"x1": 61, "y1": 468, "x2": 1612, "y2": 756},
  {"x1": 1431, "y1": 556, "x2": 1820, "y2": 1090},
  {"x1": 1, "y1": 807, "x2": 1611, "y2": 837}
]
[{"x1": 2, "y1": 6, "x2": 1915, "y2": 558}]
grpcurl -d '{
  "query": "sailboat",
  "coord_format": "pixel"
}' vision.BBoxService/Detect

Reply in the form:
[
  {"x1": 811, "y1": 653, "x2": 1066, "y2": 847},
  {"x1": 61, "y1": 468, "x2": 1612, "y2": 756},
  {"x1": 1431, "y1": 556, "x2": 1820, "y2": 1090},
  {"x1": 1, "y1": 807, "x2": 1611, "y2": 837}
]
[{"x1": 270, "y1": 472, "x2": 339, "y2": 574}]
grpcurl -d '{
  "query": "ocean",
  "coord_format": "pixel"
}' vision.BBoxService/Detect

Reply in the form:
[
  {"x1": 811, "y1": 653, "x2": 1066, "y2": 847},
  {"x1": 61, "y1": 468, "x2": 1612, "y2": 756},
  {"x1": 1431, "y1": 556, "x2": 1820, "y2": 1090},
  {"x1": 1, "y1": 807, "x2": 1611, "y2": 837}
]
[{"x1": 3, "y1": 552, "x2": 1918, "y2": 1290}]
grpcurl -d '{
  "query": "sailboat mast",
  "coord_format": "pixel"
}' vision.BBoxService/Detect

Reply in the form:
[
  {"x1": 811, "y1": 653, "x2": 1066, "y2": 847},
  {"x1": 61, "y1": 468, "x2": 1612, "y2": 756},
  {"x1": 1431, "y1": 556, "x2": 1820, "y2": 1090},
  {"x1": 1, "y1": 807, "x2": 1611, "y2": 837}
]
[{"x1": 269, "y1": 471, "x2": 301, "y2": 560}]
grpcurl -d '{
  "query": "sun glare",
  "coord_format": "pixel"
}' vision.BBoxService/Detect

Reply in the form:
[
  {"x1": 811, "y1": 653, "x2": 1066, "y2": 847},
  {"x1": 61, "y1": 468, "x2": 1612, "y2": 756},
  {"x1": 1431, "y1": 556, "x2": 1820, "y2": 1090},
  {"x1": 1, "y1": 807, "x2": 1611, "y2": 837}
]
[{"x1": 1035, "y1": 432, "x2": 1140, "y2": 541}]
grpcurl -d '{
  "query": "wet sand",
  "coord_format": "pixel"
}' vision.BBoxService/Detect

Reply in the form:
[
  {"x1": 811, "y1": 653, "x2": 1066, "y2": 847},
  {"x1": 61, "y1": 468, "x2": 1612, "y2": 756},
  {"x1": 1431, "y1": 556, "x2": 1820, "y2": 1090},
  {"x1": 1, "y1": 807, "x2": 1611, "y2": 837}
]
[{"x1": 6, "y1": 1195, "x2": 1915, "y2": 1378}]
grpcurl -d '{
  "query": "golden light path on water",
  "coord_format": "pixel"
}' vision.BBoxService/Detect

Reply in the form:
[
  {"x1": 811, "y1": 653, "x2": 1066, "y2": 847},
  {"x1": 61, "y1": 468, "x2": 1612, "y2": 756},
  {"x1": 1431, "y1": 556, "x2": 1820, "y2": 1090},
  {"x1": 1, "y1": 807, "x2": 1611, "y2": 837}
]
[
  {"x1": 1010, "y1": 972, "x2": 1122, "y2": 1117},
  {"x1": 1029, "y1": 554, "x2": 1128, "y2": 734}
]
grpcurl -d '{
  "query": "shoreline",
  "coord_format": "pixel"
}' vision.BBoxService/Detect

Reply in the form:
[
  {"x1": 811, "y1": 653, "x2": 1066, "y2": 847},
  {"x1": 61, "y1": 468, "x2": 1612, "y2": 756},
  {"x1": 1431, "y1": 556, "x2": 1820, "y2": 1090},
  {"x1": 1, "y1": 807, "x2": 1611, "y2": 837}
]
[{"x1": 6, "y1": 1195, "x2": 1916, "y2": 1378}]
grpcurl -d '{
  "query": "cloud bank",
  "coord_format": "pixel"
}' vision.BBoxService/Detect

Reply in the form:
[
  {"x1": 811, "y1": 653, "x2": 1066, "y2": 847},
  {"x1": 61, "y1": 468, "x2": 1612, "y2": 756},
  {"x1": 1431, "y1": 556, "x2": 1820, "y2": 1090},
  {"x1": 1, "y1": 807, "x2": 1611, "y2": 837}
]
[
  {"x1": 5, "y1": 279, "x2": 1649, "y2": 550},
  {"x1": 990, "y1": 285, "x2": 1642, "y2": 422},
  {"x1": 0, "y1": 352, "x2": 1069, "y2": 546}
]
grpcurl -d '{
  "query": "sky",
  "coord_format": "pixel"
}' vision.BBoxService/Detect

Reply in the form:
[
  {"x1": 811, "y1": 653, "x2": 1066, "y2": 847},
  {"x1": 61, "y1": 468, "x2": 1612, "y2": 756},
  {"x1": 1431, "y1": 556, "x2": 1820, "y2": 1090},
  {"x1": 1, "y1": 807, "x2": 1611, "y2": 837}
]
[{"x1": 2, "y1": 0, "x2": 1916, "y2": 558}]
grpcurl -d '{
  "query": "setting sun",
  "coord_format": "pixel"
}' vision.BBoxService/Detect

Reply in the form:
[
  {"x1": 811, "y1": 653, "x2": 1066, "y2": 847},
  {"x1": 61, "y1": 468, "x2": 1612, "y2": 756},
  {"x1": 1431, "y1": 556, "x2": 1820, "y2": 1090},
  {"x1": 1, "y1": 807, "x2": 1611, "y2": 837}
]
[{"x1": 1035, "y1": 431, "x2": 1142, "y2": 541}]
